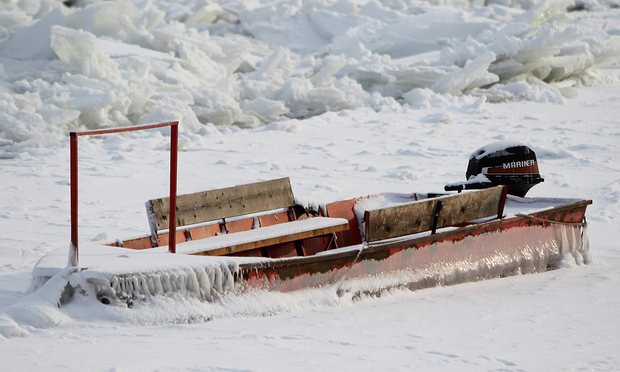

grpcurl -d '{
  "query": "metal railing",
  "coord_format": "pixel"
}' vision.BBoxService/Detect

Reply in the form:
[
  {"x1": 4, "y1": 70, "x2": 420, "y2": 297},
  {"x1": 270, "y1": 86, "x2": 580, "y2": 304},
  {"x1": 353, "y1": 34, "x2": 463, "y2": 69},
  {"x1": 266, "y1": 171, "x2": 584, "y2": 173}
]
[{"x1": 69, "y1": 121, "x2": 179, "y2": 266}]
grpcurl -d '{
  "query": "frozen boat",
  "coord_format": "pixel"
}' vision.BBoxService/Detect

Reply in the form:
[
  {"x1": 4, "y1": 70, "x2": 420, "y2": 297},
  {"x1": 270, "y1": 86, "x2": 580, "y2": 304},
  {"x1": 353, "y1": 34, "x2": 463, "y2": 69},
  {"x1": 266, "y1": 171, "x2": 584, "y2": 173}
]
[{"x1": 31, "y1": 122, "x2": 592, "y2": 306}]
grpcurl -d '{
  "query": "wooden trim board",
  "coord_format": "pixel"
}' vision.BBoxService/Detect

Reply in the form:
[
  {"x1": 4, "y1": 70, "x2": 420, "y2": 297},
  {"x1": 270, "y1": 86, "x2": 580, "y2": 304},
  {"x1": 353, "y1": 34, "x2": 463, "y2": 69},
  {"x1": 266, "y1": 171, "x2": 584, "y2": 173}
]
[
  {"x1": 148, "y1": 177, "x2": 294, "y2": 231},
  {"x1": 365, "y1": 186, "x2": 505, "y2": 242}
]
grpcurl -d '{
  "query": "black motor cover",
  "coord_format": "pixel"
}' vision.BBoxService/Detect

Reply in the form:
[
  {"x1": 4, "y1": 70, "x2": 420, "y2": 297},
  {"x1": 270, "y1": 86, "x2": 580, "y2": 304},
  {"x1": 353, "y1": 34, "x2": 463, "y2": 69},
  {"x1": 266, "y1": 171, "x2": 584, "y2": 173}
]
[{"x1": 445, "y1": 142, "x2": 544, "y2": 197}]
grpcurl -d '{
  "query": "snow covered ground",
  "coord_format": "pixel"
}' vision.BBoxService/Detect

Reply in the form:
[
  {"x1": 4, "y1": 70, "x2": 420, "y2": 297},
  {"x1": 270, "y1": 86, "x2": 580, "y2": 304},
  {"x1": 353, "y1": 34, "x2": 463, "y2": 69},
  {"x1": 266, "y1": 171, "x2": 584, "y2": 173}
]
[{"x1": 1, "y1": 0, "x2": 619, "y2": 371}]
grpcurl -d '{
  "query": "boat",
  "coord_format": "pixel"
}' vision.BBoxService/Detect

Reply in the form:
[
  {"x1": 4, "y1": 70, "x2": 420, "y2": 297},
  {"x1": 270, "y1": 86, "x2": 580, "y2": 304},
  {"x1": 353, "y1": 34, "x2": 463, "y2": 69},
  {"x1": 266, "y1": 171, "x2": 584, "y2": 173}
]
[{"x1": 30, "y1": 122, "x2": 592, "y2": 306}]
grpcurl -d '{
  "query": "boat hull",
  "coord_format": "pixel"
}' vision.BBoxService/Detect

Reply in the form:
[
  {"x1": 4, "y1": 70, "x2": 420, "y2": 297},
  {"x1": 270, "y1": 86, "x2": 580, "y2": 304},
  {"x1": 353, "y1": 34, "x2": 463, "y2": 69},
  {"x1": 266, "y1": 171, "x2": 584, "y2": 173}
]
[
  {"x1": 237, "y1": 201, "x2": 590, "y2": 298},
  {"x1": 31, "y1": 200, "x2": 591, "y2": 305}
]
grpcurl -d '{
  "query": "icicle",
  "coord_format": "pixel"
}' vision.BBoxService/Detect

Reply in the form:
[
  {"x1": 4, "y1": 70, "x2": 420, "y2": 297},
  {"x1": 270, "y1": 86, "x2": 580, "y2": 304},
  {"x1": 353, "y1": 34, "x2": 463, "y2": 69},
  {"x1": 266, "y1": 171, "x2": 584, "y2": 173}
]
[
  {"x1": 124, "y1": 277, "x2": 131, "y2": 297},
  {"x1": 131, "y1": 276, "x2": 140, "y2": 297},
  {"x1": 139, "y1": 276, "x2": 151, "y2": 297},
  {"x1": 124, "y1": 277, "x2": 132, "y2": 297},
  {"x1": 561, "y1": 225, "x2": 570, "y2": 256},
  {"x1": 118, "y1": 277, "x2": 127, "y2": 297},
  {"x1": 581, "y1": 220, "x2": 591, "y2": 264},
  {"x1": 207, "y1": 267, "x2": 215, "y2": 289},
  {"x1": 110, "y1": 276, "x2": 119, "y2": 296},
  {"x1": 214, "y1": 266, "x2": 223, "y2": 293},
  {"x1": 570, "y1": 227, "x2": 584, "y2": 265},
  {"x1": 176, "y1": 272, "x2": 187, "y2": 293},
  {"x1": 187, "y1": 269, "x2": 200, "y2": 295},
  {"x1": 147, "y1": 276, "x2": 156, "y2": 295},
  {"x1": 161, "y1": 272, "x2": 172, "y2": 293},
  {"x1": 154, "y1": 274, "x2": 164, "y2": 295},
  {"x1": 173, "y1": 272, "x2": 181, "y2": 292},
  {"x1": 221, "y1": 263, "x2": 234, "y2": 291},
  {"x1": 555, "y1": 225, "x2": 578, "y2": 268},
  {"x1": 193, "y1": 267, "x2": 211, "y2": 301},
  {"x1": 125, "y1": 277, "x2": 132, "y2": 297}
]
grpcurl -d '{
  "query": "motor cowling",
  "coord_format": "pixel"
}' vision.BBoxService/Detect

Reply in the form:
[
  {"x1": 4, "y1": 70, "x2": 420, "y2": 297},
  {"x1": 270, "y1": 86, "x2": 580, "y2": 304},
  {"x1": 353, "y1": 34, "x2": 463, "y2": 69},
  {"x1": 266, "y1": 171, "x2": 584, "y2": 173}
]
[{"x1": 445, "y1": 142, "x2": 544, "y2": 197}]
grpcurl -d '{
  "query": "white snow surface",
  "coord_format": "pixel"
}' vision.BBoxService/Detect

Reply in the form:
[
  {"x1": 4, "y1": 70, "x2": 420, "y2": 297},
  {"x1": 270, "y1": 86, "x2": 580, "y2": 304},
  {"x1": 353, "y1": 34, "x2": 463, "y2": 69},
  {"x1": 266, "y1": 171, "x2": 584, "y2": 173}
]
[{"x1": 0, "y1": 0, "x2": 620, "y2": 371}]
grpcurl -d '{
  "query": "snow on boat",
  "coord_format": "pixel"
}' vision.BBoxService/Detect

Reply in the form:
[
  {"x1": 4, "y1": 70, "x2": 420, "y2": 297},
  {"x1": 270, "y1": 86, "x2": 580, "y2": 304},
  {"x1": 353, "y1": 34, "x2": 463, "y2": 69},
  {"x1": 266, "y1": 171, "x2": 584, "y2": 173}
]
[{"x1": 30, "y1": 123, "x2": 592, "y2": 306}]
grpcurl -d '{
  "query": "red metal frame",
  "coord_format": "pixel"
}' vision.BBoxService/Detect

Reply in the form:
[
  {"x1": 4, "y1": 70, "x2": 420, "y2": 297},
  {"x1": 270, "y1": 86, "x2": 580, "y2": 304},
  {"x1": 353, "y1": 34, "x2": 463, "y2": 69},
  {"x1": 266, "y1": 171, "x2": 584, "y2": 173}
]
[{"x1": 70, "y1": 121, "x2": 179, "y2": 266}]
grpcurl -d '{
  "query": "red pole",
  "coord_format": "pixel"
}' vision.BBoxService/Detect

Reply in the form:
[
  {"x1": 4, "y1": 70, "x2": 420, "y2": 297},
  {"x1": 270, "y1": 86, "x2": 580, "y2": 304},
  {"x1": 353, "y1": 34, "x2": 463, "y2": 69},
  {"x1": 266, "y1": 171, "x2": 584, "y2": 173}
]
[
  {"x1": 169, "y1": 123, "x2": 179, "y2": 254},
  {"x1": 70, "y1": 133, "x2": 79, "y2": 266}
]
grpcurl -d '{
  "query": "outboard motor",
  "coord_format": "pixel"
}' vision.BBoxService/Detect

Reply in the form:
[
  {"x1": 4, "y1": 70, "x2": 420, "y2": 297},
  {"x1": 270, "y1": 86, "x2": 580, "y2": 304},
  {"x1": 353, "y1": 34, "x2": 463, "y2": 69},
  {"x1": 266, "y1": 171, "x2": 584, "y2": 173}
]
[{"x1": 445, "y1": 142, "x2": 544, "y2": 197}]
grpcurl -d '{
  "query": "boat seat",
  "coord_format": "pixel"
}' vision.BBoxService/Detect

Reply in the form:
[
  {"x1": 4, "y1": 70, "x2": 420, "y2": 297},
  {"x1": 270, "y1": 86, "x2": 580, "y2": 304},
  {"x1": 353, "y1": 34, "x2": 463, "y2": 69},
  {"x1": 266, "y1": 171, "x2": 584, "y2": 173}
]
[
  {"x1": 363, "y1": 186, "x2": 508, "y2": 242},
  {"x1": 143, "y1": 177, "x2": 347, "y2": 257},
  {"x1": 171, "y1": 217, "x2": 348, "y2": 256}
]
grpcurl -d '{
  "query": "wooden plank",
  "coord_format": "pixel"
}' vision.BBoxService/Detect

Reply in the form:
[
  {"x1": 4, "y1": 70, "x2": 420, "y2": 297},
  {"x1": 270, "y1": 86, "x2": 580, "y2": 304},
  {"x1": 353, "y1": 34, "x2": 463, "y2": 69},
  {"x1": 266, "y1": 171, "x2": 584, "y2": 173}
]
[
  {"x1": 365, "y1": 198, "x2": 437, "y2": 242},
  {"x1": 193, "y1": 223, "x2": 348, "y2": 257},
  {"x1": 365, "y1": 186, "x2": 504, "y2": 242},
  {"x1": 148, "y1": 177, "x2": 294, "y2": 231},
  {"x1": 437, "y1": 186, "x2": 505, "y2": 228}
]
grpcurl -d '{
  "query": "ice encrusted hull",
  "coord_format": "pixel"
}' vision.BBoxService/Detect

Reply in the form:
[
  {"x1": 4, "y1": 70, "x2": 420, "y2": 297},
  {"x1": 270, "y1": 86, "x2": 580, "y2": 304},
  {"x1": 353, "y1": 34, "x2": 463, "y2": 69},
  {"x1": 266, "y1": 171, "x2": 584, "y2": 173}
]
[
  {"x1": 29, "y1": 244, "x2": 259, "y2": 306},
  {"x1": 87, "y1": 262, "x2": 239, "y2": 305},
  {"x1": 342, "y1": 224, "x2": 590, "y2": 299},
  {"x1": 242, "y1": 223, "x2": 590, "y2": 301},
  {"x1": 29, "y1": 221, "x2": 588, "y2": 307}
]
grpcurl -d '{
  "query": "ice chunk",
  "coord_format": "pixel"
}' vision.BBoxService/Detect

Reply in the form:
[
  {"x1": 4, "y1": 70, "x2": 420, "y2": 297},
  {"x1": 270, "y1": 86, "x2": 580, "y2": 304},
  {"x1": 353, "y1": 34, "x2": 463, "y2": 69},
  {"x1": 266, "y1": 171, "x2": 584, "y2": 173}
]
[
  {"x1": 65, "y1": 1, "x2": 150, "y2": 48},
  {"x1": 186, "y1": 3, "x2": 225, "y2": 25},
  {"x1": 432, "y1": 52, "x2": 498, "y2": 95},
  {"x1": 139, "y1": 98, "x2": 203, "y2": 133},
  {"x1": 383, "y1": 66, "x2": 453, "y2": 97},
  {"x1": 50, "y1": 26, "x2": 120, "y2": 79},
  {"x1": 249, "y1": 47, "x2": 295, "y2": 85},
  {"x1": 97, "y1": 38, "x2": 176, "y2": 61},
  {"x1": 308, "y1": 9, "x2": 367, "y2": 41},
  {"x1": 516, "y1": 0, "x2": 573, "y2": 26},
  {"x1": 482, "y1": 77, "x2": 563, "y2": 103},
  {"x1": 0, "y1": 7, "x2": 67, "y2": 61},
  {"x1": 237, "y1": 6, "x2": 328, "y2": 54},
  {"x1": 403, "y1": 88, "x2": 448, "y2": 109},
  {"x1": 592, "y1": 37, "x2": 620, "y2": 67},
  {"x1": 241, "y1": 97, "x2": 289, "y2": 123},
  {"x1": 192, "y1": 90, "x2": 242, "y2": 126},
  {"x1": 545, "y1": 50, "x2": 595, "y2": 82}
]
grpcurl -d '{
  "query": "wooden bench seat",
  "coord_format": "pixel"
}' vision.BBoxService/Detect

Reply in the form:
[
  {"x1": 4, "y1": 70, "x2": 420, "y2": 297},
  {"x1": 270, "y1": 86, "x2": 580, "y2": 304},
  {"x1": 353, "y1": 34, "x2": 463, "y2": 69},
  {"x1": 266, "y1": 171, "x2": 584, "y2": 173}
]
[
  {"x1": 173, "y1": 217, "x2": 348, "y2": 256},
  {"x1": 145, "y1": 177, "x2": 348, "y2": 257},
  {"x1": 363, "y1": 186, "x2": 508, "y2": 243}
]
